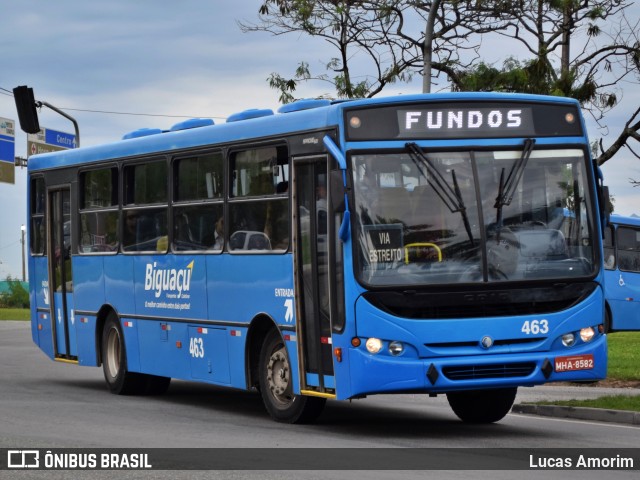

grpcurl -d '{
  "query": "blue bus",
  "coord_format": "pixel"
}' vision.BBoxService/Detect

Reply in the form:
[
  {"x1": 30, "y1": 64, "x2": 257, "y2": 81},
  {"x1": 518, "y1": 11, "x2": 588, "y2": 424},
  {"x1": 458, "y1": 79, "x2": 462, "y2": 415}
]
[
  {"x1": 26, "y1": 93, "x2": 609, "y2": 424},
  {"x1": 603, "y1": 214, "x2": 640, "y2": 332}
]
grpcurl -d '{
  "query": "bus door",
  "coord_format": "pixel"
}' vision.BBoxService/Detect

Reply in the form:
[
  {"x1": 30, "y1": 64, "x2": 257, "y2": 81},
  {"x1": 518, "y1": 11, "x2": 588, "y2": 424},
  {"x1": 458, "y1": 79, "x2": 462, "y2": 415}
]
[
  {"x1": 47, "y1": 187, "x2": 77, "y2": 361},
  {"x1": 292, "y1": 156, "x2": 336, "y2": 397}
]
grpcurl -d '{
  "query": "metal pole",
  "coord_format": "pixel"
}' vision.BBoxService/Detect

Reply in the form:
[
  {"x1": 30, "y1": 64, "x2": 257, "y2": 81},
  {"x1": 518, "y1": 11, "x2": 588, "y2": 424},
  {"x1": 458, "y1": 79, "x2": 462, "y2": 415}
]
[
  {"x1": 21, "y1": 225, "x2": 26, "y2": 282},
  {"x1": 37, "y1": 101, "x2": 80, "y2": 148}
]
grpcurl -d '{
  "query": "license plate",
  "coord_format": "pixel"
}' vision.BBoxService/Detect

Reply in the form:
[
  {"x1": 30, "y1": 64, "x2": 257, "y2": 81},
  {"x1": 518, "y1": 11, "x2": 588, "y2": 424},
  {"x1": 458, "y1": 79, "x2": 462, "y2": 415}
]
[{"x1": 554, "y1": 354, "x2": 594, "y2": 372}]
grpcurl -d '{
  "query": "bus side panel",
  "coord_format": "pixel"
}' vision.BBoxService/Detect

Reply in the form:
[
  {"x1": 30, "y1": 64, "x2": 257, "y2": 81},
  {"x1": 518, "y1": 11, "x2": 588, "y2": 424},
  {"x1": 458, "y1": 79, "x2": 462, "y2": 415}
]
[
  {"x1": 130, "y1": 255, "x2": 207, "y2": 380},
  {"x1": 604, "y1": 269, "x2": 640, "y2": 330},
  {"x1": 207, "y1": 254, "x2": 294, "y2": 328},
  {"x1": 73, "y1": 256, "x2": 106, "y2": 366},
  {"x1": 208, "y1": 254, "x2": 296, "y2": 389},
  {"x1": 134, "y1": 255, "x2": 208, "y2": 319},
  {"x1": 103, "y1": 256, "x2": 140, "y2": 371},
  {"x1": 31, "y1": 255, "x2": 54, "y2": 359},
  {"x1": 137, "y1": 319, "x2": 191, "y2": 379}
]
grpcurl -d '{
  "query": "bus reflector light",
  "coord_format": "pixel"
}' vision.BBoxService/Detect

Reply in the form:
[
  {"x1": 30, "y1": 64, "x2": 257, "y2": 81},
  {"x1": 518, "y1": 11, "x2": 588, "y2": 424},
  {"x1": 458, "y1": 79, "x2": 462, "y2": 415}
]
[
  {"x1": 365, "y1": 338, "x2": 383, "y2": 354},
  {"x1": 580, "y1": 327, "x2": 595, "y2": 343},
  {"x1": 561, "y1": 333, "x2": 575, "y2": 347},
  {"x1": 388, "y1": 341, "x2": 404, "y2": 356},
  {"x1": 176, "y1": 341, "x2": 182, "y2": 349},
  {"x1": 349, "y1": 116, "x2": 362, "y2": 129},
  {"x1": 351, "y1": 337, "x2": 361, "y2": 347},
  {"x1": 334, "y1": 348, "x2": 342, "y2": 362}
]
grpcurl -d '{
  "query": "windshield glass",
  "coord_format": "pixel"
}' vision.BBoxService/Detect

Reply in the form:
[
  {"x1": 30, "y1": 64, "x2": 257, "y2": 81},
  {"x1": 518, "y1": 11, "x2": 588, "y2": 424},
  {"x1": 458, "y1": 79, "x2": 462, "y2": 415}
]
[{"x1": 352, "y1": 148, "x2": 595, "y2": 287}]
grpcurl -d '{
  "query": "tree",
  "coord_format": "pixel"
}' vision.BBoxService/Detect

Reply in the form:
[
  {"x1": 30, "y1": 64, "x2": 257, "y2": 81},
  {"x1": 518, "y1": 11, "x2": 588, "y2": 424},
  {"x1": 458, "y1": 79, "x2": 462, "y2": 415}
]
[
  {"x1": 455, "y1": 0, "x2": 640, "y2": 166},
  {"x1": 0, "y1": 277, "x2": 29, "y2": 309},
  {"x1": 240, "y1": 1, "x2": 507, "y2": 101}
]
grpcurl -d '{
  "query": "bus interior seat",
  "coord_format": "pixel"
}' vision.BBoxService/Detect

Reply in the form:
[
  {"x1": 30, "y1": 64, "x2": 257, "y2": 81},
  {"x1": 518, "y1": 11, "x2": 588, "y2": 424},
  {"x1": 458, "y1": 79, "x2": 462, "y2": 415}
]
[
  {"x1": 516, "y1": 229, "x2": 568, "y2": 259},
  {"x1": 247, "y1": 232, "x2": 271, "y2": 250}
]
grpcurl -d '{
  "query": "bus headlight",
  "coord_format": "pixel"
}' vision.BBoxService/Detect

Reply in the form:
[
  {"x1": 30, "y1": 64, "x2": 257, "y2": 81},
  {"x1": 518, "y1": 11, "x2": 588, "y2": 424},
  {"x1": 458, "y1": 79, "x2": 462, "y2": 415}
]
[
  {"x1": 388, "y1": 341, "x2": 404, "y2": 356},
  {"x1": 580, "y1": 327, "x2": 595, "y2": 343},
  {"x1": 561, "y1": 333, "x2": 575, "y2": 347},
  {"x1": 365, "y1": 338, "x2": 383, "y2": 354}
]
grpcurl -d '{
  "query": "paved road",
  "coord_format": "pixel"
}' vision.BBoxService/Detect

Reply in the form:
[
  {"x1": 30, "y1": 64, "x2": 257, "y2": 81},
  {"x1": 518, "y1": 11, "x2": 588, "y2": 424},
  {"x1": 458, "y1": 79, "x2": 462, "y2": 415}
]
[{"x1": 1, "y1": 321, "x2": 638, "y2": 479}]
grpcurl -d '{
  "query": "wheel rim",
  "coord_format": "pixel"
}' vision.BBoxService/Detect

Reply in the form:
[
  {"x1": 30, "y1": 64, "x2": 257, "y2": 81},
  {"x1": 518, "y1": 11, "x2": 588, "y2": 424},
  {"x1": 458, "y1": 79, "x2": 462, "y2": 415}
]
[
  {"x1": 106, "y1": 327, "x2": 121, "y2": 379},
  {"x1": 266, "y1": 346, "x2": 293, "y2": 408}
]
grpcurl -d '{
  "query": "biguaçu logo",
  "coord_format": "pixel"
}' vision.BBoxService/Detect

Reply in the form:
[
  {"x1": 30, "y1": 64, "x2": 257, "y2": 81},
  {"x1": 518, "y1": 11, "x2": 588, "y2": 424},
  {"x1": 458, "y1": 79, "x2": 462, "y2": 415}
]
[{"x1": 144, "y1": 260, "x2": 194, "y2": 299}]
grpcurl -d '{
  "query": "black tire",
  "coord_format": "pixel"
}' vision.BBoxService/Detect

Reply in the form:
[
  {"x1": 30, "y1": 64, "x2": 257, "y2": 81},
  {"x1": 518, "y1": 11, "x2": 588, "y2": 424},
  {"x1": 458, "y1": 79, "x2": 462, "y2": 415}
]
[
  {"x1": 258, "y1": 330, "x2": 325, "y2": 423},
  {"x1": 446, "y1": 387, "x2": 517, "y2": 423},
  {"x1": 101, "y1": 313, "x2": 147, "y2": 395},
  {"x1": 604, "y1": 309, "x2": 612, "y2": 334}
]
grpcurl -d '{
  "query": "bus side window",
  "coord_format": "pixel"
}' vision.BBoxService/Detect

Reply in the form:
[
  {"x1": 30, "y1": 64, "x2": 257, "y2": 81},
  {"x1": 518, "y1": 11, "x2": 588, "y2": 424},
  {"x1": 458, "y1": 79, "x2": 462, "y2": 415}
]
[
  {"x1": 228, "y1": 145, "x2": 289, "y2": 252},
  {"x1": 173, "y1": 152, "x2": 224, "y2": 252},
  {"x1": 603, "y1": 225, "x2": 616, "y2": 270},
  {"x1": 617, "y1": 226, "x2": 640, "y2": 272}
]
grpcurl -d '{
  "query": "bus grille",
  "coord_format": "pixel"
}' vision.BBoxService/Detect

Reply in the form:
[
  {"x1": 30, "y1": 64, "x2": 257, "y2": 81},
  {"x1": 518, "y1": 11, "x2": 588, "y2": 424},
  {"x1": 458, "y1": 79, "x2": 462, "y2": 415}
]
[
  {"x1": 442, "y1": 362, "x2": 536, "y2": 381},
  {"x1": 362, "y1": 282, "x2": 596, "y2": 320}
]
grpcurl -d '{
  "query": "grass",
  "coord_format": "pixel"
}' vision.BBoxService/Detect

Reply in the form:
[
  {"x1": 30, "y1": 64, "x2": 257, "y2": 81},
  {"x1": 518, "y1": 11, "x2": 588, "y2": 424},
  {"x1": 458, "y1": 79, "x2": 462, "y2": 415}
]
[
  {"x1": 606, "y1": 332, "x2": 640, "y2": 381},
  {"x1": 0, "y1": 308, "x2": 30, "y2": 321},
  {"x1": 537, "y1": 395, "x2": 640, "y2": 412},
  {"x1": 534, "y1": 332, "x2": 640, "y2": 412}
]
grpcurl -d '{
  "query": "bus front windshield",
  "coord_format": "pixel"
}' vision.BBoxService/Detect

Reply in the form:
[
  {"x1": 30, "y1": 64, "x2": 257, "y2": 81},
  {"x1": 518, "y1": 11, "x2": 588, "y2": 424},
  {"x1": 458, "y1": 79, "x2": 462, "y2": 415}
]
[{"x1": 352, "y1": 147, "x2": 596, "y2": 287}]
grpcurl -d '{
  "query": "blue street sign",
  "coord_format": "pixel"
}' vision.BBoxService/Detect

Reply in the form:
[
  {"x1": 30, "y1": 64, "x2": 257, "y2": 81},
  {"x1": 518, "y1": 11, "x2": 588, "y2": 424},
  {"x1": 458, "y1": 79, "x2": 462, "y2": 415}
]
[
  {"x1": 0, "y1": 117, "x2": 16, "y2": 163},
  {"x1": 44, "y1": 128, "x2": 76, "y2": 149}
]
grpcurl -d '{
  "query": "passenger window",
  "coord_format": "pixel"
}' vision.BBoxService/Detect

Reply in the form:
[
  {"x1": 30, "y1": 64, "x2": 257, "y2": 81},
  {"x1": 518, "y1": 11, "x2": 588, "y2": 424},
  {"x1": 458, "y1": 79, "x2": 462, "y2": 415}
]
[
  {"x1": 123, "y1": 161, "x2": 168, "y2": 252},
  {"x1": 79, "y1": 167, "x2": 119, "y2": 253},
  {"x1": 30, "y1": 177, "x2": 46, "y2": 255},
  {"x1": 175, "y1": 153, "x2": 223, "y2": 201},
  {"x1": 228, "y1": 146, "x2": 289, "y2": 252},
  {"x1": 603, "y1": 226, "x2": 615, "y2": 270},
  {"x1": 617, "y1": 227, "x2": 640, "y2": 273},
  {"x1": 173, "y1": 153, "x2": 224, "y2": 252}
]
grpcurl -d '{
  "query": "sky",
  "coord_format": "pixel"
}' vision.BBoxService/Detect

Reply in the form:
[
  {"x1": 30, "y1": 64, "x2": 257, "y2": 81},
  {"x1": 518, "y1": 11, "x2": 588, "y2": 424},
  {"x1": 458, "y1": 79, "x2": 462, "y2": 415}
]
[{"x1": 0, "y1": 1, "x2": 638, "y2": 280}]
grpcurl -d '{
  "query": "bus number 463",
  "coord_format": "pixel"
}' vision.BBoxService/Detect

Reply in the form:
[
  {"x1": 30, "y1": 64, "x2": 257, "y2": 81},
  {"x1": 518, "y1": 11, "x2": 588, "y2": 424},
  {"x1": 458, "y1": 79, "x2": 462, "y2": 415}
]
[
  {"x1": 521, "y1": 319, "x2": 549, "y2": 335},
  {"x1": 189, "y1": 337, "x2": 205, "y2": 358}
]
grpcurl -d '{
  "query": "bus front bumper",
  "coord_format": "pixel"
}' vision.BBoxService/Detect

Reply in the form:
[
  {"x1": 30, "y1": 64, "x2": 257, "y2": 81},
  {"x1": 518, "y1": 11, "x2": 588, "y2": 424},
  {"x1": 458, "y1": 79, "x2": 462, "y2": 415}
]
[{"x1": 345, "y1": 334, "x2": 607, "y2": 398}]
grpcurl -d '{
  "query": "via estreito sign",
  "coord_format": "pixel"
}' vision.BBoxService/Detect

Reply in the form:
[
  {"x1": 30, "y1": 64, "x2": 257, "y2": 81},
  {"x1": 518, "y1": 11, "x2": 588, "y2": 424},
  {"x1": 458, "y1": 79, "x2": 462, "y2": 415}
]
[
  {"x1": 0, "y1": 117, "x2": 16, "y2": 185},
  {"x1": 27, "y1": 127, "x2": 76, "y2": 157}
]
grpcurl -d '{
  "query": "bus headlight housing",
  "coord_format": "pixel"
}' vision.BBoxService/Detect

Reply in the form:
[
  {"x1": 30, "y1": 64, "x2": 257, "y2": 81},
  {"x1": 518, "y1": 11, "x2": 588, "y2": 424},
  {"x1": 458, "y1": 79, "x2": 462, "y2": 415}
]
[
  {"x1": 388, "y1": 341, "x2": 404, "y2": 356},
  {"x1": 365, "y1": 337, "x2": 383, "y2": 354},
  {"x1": 580, "y1": 327, "x2": 595, "y2": 343},
  {"x1": 561, "y1": 333, "x2": 575, "y2": 347}
]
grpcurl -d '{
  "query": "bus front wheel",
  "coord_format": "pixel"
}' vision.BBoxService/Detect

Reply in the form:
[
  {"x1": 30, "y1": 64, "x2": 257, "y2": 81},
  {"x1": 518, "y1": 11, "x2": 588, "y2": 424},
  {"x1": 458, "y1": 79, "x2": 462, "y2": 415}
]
[
  {"x1": 446, "y1": 387, "x2": 517, "y2": 423},
  {"x1": 258, "y1": 330, "x2": 325, "y2": 423}
]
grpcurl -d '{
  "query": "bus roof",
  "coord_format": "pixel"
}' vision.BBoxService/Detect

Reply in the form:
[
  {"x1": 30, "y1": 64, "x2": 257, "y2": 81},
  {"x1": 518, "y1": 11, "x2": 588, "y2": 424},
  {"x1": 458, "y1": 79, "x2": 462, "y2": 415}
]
[
  {"x1": 27, "y1": 92, "x2": 582, "y2": 172},
  {"x1": 608, "y1": 214, "x2": 640, "y2": 228}
]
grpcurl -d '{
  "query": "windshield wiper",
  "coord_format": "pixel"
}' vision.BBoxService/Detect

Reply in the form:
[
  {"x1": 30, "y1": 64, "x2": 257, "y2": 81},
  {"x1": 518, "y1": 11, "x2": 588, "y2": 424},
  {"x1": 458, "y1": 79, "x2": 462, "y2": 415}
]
[
  {"x1": 494, "y1": 138, "x2": 536, "y2": 229},
  {"x1": 406, "y1": 142, "x2": 474, "y2": 246}
]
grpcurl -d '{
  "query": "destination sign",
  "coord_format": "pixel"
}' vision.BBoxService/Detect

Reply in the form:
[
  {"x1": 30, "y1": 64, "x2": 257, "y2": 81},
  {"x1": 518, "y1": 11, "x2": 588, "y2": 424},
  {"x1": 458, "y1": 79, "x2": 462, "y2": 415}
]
[{"x1": 345, "y1": 101, "x2": 583, "y2": 140}]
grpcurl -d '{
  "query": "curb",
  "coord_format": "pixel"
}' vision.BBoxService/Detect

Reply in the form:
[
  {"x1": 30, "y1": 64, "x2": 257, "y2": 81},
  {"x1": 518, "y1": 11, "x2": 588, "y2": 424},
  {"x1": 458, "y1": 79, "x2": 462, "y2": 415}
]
[{"x1": 512, "y1": 404, "x2": 640, "y2": 426}]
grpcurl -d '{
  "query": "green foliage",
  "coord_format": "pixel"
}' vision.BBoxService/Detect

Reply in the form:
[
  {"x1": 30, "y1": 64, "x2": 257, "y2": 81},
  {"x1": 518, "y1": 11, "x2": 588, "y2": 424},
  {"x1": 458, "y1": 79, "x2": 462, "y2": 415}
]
[
  {"x1": 607, "y1": 332, "x2": 640, "y2": 381},
  {"x1": 0, "y1": 308, "x2": 30, "y2": 321},
  {"x1": 0, "y1": 277, "x2": 30, "y2": 309},
  {"x1": 537, "y1": 395, "x2": 640, "y2": 412}
]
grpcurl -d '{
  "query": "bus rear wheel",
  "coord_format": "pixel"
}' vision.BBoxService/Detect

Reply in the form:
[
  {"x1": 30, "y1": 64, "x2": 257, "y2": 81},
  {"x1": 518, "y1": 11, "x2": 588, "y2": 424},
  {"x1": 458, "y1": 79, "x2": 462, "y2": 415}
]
[
  {"x1": 101, "y1": 313, "x2": 171, "y2": 395},
  {"x1": 258, "y1": 330, "x2": 325, "y2": 424},
  {"x1": 446, "y1": 387, "x2": 517, "y2": 423}
]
